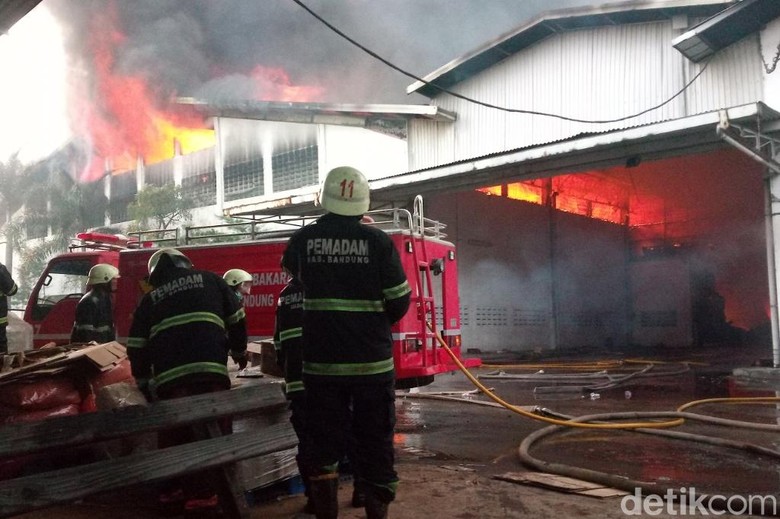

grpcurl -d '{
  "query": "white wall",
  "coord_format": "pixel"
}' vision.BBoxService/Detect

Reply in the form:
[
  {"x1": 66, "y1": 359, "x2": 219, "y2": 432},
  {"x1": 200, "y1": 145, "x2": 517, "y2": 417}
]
[
  {"x1": 321, "y1": 125, "x2": 407, "y2": 181},
  {"x1": 761, "y1": 17, "x2": 780, "y2": 112},
  {"x1": 411, "y1": 20, "x2": 764, "y2": 171}
]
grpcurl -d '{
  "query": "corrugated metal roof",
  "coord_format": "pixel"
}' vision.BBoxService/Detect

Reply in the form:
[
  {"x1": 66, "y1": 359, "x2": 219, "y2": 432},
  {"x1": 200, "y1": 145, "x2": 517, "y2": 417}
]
[
  {"x1": 370, "y1": 103, "x2": 779, "y2": 200},
  {"x1": 408, "y1": 0, "x2": 734, "y2": 98},
  {"x1": 224, "y1": 103, "x2": 779, "y2": 216},
  {"x1": 0, "y1": 0, "x2": 42, "y2": 34}
]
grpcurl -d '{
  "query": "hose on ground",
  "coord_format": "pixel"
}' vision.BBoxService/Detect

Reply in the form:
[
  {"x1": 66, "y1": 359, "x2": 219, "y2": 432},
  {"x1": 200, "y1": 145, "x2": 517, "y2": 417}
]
[
  {"x1": 426, "y1": 322, "x2": 684, "y2": 429},
  {"x1": 425, "y1": 322, "x2": 780, "y2": 508},
  {"x1": 517, "y1": 410, "x2": 780, "y2": 512}
]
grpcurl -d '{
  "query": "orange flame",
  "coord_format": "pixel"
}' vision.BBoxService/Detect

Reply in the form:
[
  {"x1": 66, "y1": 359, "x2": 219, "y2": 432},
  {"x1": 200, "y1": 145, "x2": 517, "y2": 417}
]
[
  {"x1": 70, "y1": 4, "x2": 325, "y2": 182},
  {"x1": 251, "y1": 65, "x2": 324, "y2": 102}
]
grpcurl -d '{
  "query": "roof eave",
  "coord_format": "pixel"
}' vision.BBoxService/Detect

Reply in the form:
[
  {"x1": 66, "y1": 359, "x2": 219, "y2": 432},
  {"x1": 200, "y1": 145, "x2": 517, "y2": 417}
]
[
  {"x1": 177, "y1": 97, "x2": 457, "y2": 124},
  {"x1": 672, "y1": 0, "x2": 780, "y2": 62}
]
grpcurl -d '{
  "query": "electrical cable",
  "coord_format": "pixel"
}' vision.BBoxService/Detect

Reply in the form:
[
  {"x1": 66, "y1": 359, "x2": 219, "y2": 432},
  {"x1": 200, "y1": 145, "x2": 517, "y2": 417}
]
[{"x1": 291, "y1": 0, "x2": 712, "y2": 124}]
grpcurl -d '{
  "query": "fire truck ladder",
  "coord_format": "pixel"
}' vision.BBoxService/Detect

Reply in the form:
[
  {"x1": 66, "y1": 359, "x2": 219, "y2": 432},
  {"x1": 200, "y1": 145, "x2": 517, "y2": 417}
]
[{"x1": 409, "y1": 195, "x2": 438, "y2": 368}]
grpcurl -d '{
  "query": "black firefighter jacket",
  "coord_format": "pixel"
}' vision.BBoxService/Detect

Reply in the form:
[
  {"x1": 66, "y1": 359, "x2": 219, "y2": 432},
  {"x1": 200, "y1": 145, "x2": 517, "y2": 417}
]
[
  {"x1": 273, "y1": 277, "x2": 304, "y2": 398},
  {"x1": 70, "y1": 288, "x2": 116, "y2": 344},
  {"x1": 127, "y1": 258, "x2": 247, "y2": 396},
  {"x1": 282, "y1": 213, "x2": 412, "y2": 383},
  {"x1": 0, "y1": 262, "x2": 17, "y2": 346}
]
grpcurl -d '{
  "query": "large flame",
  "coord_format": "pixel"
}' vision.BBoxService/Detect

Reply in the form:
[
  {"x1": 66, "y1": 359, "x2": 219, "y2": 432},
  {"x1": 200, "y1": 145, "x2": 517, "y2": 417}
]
[{"x1": 69, "y1": 4, "x2": 323, "y2": 182}]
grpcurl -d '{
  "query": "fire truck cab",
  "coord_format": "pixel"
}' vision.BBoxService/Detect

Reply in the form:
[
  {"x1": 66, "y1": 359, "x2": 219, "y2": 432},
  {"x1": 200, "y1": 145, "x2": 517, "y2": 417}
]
[{"x1": 24, "y1": 197, "x2": 480, "y2": 388}]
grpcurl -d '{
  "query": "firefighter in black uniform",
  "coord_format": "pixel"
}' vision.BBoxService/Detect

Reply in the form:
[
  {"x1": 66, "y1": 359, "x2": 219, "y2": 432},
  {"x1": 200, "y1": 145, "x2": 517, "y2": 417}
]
[
  {"x1": 282, "y1": 166, "x2": 411, "y2": 519},
  {"x1": 273, "y1": 273, "x2": 313, "y2": 511},
  {"x1": 0, "y1": 262, "x2": 18, "y2": 355},
  {"x1": 127, "y1": 248, "x2": 248, "y2": 518},
  {"x1": 71, "y1": 263, "x2": 119, "y2": 344},
  {"x1": 223, "y1": 268, "x2": 253, "y2": 305},
  {"x1": 274, "y1": 270, "x2": 366, "y2": 514}
]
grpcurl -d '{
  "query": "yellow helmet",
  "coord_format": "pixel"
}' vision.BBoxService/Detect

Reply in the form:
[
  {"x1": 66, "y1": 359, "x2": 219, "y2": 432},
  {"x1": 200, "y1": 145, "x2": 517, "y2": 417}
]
[
  {"x1": 147, "y1": 248, "x2": 192, "y2": 275},
  {"x1": 223, "y1": 268, "x2": 252, "y2": 287},
  {"x1": 318, "y1": 166, "x2": 370, "y2": 216},
  {"x1": 87, "y1": 263, "x2": 120, "y2": 285}
]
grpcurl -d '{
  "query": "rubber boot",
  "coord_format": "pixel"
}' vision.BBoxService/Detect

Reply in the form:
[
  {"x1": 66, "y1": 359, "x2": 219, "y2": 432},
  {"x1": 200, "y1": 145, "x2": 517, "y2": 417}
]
[
  {"x1": 351, "y1": 484, "x2": 366, "y2": 508},
  {"x1": 309, "y1": 476, "x2": 339, "y2": 519},
  {"x1": 365, "y1": 493, "x2": 388, "y2": 519}
]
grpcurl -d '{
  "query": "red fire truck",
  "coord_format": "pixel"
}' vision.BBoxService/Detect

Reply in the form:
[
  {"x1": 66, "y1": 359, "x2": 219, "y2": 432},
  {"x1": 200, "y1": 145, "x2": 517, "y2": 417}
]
[{"x1": 23, "y1": 198, "x2": 479, "y2": 388}]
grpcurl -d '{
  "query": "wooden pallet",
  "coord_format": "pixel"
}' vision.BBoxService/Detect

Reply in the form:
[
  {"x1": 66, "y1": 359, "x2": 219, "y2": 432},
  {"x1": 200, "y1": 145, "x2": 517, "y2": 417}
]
[{"x1": 0, "y1": 382, "x2": 296, "y2": 518}]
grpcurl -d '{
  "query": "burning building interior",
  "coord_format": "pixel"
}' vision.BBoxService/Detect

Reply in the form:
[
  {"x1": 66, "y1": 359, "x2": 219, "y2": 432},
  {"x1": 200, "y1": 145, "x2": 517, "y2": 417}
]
[
  {"x1": 2, "y1": 0, "x2": 777, "y2": 357},
  {"x1": 27, "y1": 130, "x2": 768, "y2": 355}
]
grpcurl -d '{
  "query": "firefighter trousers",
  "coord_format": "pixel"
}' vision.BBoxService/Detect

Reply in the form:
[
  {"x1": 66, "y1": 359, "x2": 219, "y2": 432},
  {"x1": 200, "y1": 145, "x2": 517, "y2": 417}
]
[{"x1": 304, "y1": 376, "x2": 397, "y2": 503}]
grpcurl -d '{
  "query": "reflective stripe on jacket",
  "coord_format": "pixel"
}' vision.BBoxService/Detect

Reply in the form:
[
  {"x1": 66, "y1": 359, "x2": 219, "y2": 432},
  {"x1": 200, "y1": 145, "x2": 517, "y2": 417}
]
[
  {"x1": 282, "y1": 213, "x2": 411, "y2": 381},
  {"x1": 273, "y1": 278, "x2": 304, "y2": 397},
  {"x1": 127, "y1": 263, "x2": 247, "y2": 394}
]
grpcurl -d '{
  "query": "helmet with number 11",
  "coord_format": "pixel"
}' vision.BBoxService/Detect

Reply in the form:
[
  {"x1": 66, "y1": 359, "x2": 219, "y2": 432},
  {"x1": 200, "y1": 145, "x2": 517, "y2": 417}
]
[{"x1": 318, "y1": 166, "x2": 370, "y2": 216}]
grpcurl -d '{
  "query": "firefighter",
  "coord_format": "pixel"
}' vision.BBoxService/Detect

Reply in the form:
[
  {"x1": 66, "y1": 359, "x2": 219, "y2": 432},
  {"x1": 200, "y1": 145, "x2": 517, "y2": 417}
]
[
  {"x1": 274, "y1": 269, "x2": 367, "y2": 514},
  {"x1": 70, "y1": 263, "x2": 120, "y2": 344},
  {"x1": 127, "y1": 248, "x2": 248, "y2": 518},
  {"x1": 282, "y1": 166, "x2": 411, "y2": 519},
  {"x1": 273, "y1": 270, "x2": 313, "y2": 512},
  {"x1": 223, "y1": 268, "x2": 252, "y2": 304},
  {"x1": 0, "y1": 261, "x2": 18, "y2": 355}
]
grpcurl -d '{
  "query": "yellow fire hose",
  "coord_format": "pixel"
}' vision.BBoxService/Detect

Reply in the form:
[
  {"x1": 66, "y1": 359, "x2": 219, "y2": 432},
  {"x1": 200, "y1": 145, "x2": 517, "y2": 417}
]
[
  {"x1": 427, "y1": 322, "x2": 780, "y2": 429},
  {"x1": 422, "y1": 323, "x2": 780, "y2": 509},
  {"x1": 426, "y1": 322, "x2": 685, "y2": 429}
]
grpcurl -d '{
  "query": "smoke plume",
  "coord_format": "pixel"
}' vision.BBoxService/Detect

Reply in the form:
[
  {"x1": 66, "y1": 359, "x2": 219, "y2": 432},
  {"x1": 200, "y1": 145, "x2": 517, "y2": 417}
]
[{"x1": 41, "y1": 0, "x2": 593, "y2": 179}]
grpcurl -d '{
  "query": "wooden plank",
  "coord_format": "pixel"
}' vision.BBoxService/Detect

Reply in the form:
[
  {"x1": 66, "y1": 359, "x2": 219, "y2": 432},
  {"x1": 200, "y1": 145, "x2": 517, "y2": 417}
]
[
  {"x1": 0, "y1": 352, "x2": 69, "y2": 383},
  {"x1": 493, "y1": 472, "x2": 627, "y2": 498},
  {"x1": 205, "y1": 421, "x2": 251, "y2": 519},
  {"x1": 0, "y1": 423, "x2": 298, "y2": 518},
  {"x1": 0, "y1": 382, "x2": 287, "y2": 458}
]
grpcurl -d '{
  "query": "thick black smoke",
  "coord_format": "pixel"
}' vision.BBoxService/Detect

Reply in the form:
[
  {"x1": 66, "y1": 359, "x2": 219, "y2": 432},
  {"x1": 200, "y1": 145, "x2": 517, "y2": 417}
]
[{"x1": 46, "y1": 0, "x2": 595, "y2": 105}]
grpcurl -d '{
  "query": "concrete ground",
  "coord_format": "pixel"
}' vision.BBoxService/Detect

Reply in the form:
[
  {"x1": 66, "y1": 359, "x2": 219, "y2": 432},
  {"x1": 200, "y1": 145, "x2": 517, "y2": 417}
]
[{"x1": 14, "y1": 341, "x2": 780, "y2": 518}]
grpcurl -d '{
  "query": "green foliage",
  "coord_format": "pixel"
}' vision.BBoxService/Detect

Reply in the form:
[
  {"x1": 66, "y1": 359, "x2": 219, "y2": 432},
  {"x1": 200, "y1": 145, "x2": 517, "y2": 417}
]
[
  {"x1": 0, "y1": 154, "x2": 32, "y2": 225},
  {"x1": 13, "y1": 238, "x2": 64, "y2": 307},
  {"x1": 128, "y1": 184, "x2": 194, "y2": 230},
  {"x1": 184, "y1": 217, "x2": 254, "y2": 244},
  {"x1": 11, "y1": 170, "x2": 110, "y2": 305},
  {"x1": 0, "y1": 154, "x2": 35, "y2": 273}
]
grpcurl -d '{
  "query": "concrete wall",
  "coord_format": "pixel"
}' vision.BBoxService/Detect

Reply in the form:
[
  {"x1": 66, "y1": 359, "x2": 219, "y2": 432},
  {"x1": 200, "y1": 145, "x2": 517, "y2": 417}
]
[{"x1": 320, "y1": 125, "x2": 407, "y2": 181}]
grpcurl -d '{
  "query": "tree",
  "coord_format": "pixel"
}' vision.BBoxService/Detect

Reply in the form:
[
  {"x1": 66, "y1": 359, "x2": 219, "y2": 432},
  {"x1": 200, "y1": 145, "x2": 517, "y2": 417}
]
[
  {"x1": 0, "y1": 153, "x2": 34, "y2": 273},
  {"x1": 127, "y1": 184, "x2": 194, "y2": 230},
  {"x1": 12, "y1": 168, "x2": 111, "y2": 304}
]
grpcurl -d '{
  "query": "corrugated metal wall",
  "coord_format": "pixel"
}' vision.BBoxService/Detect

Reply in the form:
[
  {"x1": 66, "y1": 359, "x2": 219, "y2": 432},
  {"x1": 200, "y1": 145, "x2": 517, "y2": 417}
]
[
  {"x1": 426, "y1": 191, "x2": 628, "y2": 352},
  {"x1": 410, "y1": 20, "x2": 763, "y2": 171}
]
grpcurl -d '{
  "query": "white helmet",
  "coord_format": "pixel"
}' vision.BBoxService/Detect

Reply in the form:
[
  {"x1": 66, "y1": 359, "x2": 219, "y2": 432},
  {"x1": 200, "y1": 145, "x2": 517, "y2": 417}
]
[
  {"x1": 223, "y1": 268, "x2": 252, "y2": 287},
  {"x1": 318, "y1": 166, "x2": 370, "y2": 216},
  {"x1": 87, "y1": 263, "x2": 120, "y2": 285},
  {"x1": 148, "y1": 248, "x2": 192, "y2": 274}
]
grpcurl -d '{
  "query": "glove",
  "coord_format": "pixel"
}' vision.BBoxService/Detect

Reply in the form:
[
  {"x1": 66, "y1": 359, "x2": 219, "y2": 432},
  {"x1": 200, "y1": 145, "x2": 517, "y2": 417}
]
[{"x1": 232, "y1": 351, "x2": 248, "y2": 370}]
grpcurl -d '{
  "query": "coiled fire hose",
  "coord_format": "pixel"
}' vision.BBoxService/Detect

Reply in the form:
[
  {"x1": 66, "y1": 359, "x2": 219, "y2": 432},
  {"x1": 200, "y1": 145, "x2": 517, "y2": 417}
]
[{"x1": 423, "y1": 322, "x2": 780, "y2": 511}]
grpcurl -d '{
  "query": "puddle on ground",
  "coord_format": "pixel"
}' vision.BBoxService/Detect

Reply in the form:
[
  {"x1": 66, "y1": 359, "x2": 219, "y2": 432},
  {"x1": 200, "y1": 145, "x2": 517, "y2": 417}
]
[{"x1": 392, "y1": 358, "x2": 780, "y2": 494}]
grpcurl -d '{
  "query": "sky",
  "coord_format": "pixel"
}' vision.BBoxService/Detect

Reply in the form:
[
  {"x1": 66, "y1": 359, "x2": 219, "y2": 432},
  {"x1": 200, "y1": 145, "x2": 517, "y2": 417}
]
[{"x1": 0, "y1": 0, "x2": 595, "y2": 167}]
